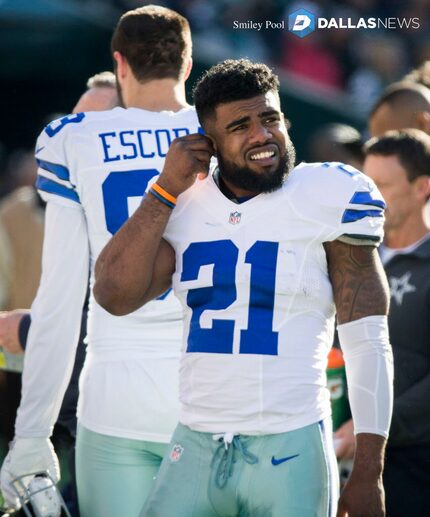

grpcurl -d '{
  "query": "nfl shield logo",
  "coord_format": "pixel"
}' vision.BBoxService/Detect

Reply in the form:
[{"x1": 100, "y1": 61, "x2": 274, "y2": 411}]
[
  {"x1": 169, "y1": 443, "x2": 184, "y2": 462},
  {"x1": 229, "y1": 211, "x2": 241, "y2": 225}
]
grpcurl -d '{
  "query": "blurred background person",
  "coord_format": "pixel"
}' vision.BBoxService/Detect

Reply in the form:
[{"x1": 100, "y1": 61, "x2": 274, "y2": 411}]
[
  {"x1": 403, "y1": 59, "x2": 430, "y2": 88},
  {"x1": 0, "y1": 152, "x2": 42, "y2": 458},
  {"x1": 335, "y1": 128, "x2": 430, "y2": 517},
  {"x1": 73, "y1": 71, "x2": 118, "y2": 112},
  {"x1": 369, "y1": 81, "x2": 430, "y2": 136},
  {"x1": 0, "y1": 150, "x2": 39, "y2": 202}
]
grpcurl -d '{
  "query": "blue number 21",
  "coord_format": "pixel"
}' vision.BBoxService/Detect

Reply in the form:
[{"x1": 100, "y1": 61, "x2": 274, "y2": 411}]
[{"x1": 182, "y1": 240, "x2": 279, "y2": 356}]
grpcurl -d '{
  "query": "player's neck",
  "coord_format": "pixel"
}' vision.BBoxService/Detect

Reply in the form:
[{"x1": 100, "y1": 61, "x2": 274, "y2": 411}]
[
  {"x1": 384, "y1": 211, "x2": 430, "y2": 249},
  {"x1": 123, "y1": 78, "x2": 190, "y2": 112},
  {"x1": 214, "y1": 169, "x2": 260, "y2": 200},
  {"x1": 219, "y1": 175, "x2": 258, "y2": 199}
]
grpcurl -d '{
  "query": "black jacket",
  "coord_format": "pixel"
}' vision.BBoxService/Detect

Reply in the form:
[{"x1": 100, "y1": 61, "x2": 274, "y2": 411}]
[{"x1": 383, "y1": 236, "x2": 430, "y2": 448}]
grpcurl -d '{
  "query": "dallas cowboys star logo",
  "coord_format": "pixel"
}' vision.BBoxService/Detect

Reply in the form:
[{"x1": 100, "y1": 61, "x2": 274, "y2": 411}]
[{"x1": 389, "y1": 272, "x2": 416, "y2": 306}]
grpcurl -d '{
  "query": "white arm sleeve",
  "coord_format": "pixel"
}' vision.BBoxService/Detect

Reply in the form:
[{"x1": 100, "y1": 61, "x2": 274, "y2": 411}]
[
  {"x1": 14, "y1": 201, "x2": 89, "y2": 438},
  {"x1": 338, "y1": 315, "x2": 394, "y2": 438}
]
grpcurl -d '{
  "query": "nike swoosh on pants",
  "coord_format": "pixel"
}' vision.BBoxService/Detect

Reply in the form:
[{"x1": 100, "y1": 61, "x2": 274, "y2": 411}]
[{"x1": 271, "y1": 454, "x2": 300, "y2": 466}]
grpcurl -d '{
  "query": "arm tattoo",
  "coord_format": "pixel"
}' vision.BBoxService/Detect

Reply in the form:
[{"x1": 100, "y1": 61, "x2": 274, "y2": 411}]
[{"x1": 324, "y1": 240, "x2": 390, "y2": 324}]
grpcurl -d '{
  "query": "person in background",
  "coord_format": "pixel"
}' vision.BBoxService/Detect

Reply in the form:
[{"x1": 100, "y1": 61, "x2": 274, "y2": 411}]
[
  {"x1": 1, "y1": 6, "x2": 199, "y2": 517},
  {"x1": 73, "y1": 71, "x2": 117, "y2": 113},
  {"x1": 0, "y1": 70, "x2": 118, "y2": 517},
  {"x1": 369, "y1": 81, "x2": 430, "y2": 137},
  {"x1": 335, "y1": 129, "x2": 430, "y2": 517},
  {"x1": 0, "y1": 150, "x2": 39, "y2": 200},
  {"x1": 0, "y1": 150, "x2": 42, "y2": 464},
  {"x1": 403, "y1": 60, "x2": 430, "y2": 90}
]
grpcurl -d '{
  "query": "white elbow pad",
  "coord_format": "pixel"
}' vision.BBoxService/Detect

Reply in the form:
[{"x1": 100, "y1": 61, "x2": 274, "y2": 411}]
[{"x1": 337, "y1": 315, "x2": 394, "y2": 438}]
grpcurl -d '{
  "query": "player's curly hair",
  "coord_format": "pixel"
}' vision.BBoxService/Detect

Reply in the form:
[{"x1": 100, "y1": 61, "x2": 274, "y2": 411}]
[{"x1": 193, "y1": 59, "x2": 280, "y2": 127}]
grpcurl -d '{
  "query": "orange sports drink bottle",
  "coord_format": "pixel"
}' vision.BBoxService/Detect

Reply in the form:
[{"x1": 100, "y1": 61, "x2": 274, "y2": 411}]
[{"x1": 326, "y1": 347, "x2": 350, "y2": 431}]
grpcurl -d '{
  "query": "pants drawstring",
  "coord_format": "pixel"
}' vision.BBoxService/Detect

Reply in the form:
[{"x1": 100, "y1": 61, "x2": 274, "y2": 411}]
[{"x1": 211, "y1": 432, "x2": 258, "y2": 489}]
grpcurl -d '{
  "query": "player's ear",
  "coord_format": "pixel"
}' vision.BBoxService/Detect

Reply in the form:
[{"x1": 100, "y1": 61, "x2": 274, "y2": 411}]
[
  {"x1": 113, "y1": 51, "x2": 127, "y2": 80},
  {"x1": 183, "y1": 58, "x2": 193, "y2": 81},
  {"x1": 283, "y1": 114, "x2": 291, "y2": 131},
  {"x1": 200, "y1": 118, "x2": 218, "y2": 156},
  {"x1": 205, "y1": 133, "x2": 217, "y2": 156},
  {"x1": 414, "y1": 175, "x2": 430, "y2": 202}
]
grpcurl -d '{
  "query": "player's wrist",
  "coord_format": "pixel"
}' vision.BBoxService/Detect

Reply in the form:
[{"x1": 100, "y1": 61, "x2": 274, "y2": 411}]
[
  {"x1": 155, "y1": 175, "x2": 187, "y2": 198},
  {"x1": 352, "y1": 433, "x2": 385, "y2": 477},
  {"x1": 351, "y1": 460, "x2": 383, "y2": 478},
  {"x1": 149, "y1": 182, "x2": 177, "y2": 209}
]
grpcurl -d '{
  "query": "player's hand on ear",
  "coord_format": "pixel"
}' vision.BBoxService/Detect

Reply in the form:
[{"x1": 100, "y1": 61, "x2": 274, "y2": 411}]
[{"x1": 158, "y1": 134, "x2": 214, "y2": 196}]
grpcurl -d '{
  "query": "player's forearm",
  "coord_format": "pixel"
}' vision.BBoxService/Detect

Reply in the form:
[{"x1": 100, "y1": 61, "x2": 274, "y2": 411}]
[
  {"x1": 94, "y1": 192, "x2": 172, "y2": 315},
  {"x1": 352, "y1": 433, "x2": 386, "y2": 477},
  {"x1": 338, "y1": 433, "x2": 386, "y2": 516},
  {"x1": 95, "y1": 134, "x2": 212, "y2": 315}
]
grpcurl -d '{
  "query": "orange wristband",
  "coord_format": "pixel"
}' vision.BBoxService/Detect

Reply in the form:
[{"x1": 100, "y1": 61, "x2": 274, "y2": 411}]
[{"x1": 151, "y1": 183, "x2": 177, "y2": 205}]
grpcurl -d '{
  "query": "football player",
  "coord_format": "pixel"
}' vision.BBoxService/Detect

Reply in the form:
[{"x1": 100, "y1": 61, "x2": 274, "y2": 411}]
[
  {"x1": 0, "y1": 6, "x2": 198, "y2": 517},
  {"x1": 94, "y1": 59, "x2": 394, "y2": 517}
]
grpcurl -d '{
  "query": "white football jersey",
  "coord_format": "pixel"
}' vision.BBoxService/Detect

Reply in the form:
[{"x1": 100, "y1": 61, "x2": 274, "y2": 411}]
[
  {"x1": 164, "y1": 162, "x2": 385, "y2": 435},
  {"x1": 31, "y1": 106, "x2": 200, "y2": 440}
]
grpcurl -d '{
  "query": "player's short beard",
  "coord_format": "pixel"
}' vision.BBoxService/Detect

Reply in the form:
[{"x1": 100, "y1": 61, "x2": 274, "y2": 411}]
[{"x1": 218, "y1": 140, "x2": 296, "y2": 194}]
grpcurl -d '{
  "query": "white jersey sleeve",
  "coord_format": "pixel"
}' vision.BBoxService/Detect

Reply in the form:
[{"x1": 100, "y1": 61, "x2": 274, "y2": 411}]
[
  {"x1": 35, "y1": 114, "x2": 84, "y2": 208},
  {"x1": 15, "y1": 201, "x2": 89, "y2": 437},
  {"x1": 289, "y1": 162, "x2": 386, "y2": 246}
]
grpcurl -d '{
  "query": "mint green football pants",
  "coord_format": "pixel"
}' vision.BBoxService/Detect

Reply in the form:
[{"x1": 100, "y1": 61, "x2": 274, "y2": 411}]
[
  {"x1": 76, "y1": 424, "x2": 167, "y2": 517},
  {"x1": 141, "y1": 419, "x2": 339, "y2": 517}
]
